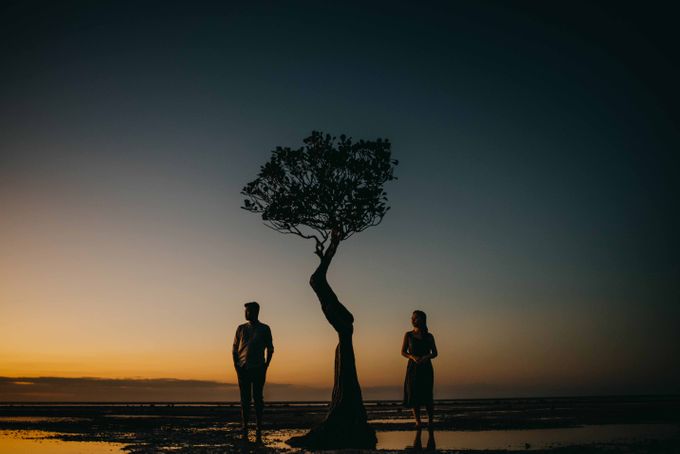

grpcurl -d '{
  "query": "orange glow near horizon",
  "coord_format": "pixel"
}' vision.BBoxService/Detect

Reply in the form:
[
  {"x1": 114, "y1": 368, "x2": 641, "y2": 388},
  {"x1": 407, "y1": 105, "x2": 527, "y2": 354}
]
[
  {"x1": 2, "y1": 157, "x2": 678, "y2": 401},
  {"x1": 1, "y1": 283, "x2": 666, "y2": 395}
]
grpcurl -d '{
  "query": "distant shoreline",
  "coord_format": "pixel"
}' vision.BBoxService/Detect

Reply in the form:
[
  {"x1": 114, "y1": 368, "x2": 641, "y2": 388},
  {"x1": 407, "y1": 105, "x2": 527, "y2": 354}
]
[{"x1": 2, "y1": 394, "x2": 679, "y2": 405}]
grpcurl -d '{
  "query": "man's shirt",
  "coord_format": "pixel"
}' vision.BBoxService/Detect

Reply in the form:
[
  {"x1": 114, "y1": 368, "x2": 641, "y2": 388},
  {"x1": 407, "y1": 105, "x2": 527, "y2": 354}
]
[{"x1": 233, "y1": 321, "x2": 274, "y2": 369}]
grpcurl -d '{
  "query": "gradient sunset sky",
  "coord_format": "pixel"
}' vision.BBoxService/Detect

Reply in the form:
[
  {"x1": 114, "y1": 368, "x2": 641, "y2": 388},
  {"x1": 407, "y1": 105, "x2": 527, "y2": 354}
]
[{"x1": 1, "y1": 1, "x2": 679, "y2": 401}]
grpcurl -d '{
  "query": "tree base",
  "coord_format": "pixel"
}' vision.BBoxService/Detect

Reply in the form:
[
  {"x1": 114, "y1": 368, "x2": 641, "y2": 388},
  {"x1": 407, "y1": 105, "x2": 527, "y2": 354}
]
[{"x1": 287, "y1": 419, "x2": 376, "y2": 449}]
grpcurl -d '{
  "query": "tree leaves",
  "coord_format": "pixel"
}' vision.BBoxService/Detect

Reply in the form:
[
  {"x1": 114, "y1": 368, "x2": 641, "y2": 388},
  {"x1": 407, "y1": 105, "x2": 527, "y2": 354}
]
[{"x1": 241, "y1": 131, "x2": 398, "y2": 255}]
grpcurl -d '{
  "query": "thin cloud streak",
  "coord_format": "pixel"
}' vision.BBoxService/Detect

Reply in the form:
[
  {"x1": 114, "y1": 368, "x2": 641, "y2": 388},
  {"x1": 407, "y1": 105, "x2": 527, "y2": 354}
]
[
  {"x1": 0, "y1": 377, "x2": 324, "y2": 402},
  {"x1": 3, "y1": 377, "x2": 676, "y2": 402}
]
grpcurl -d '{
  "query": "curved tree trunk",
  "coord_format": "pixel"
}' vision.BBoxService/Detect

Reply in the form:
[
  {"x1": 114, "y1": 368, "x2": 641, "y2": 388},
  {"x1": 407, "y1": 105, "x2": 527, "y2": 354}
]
[{"x1": 287, "y1": 239, "x2": 376, "y2": 449}]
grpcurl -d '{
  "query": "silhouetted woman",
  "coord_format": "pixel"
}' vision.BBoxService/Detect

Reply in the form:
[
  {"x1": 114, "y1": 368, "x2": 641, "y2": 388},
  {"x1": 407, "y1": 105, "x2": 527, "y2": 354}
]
[{"x1": 401, "y1": 310, "x2": 438, "y2": 427}]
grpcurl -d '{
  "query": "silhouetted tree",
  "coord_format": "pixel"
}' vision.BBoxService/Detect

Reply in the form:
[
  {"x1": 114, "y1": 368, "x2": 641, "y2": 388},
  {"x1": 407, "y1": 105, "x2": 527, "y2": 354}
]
[{"x1": 241, "y1": 131, "x2": 398, "y2": 448}]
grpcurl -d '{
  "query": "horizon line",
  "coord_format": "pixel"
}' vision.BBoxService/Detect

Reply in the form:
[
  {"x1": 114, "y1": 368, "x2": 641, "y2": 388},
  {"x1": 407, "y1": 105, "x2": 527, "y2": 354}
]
[{"x1": 2, "y1": 394, "x2": 678, "y2": 404}]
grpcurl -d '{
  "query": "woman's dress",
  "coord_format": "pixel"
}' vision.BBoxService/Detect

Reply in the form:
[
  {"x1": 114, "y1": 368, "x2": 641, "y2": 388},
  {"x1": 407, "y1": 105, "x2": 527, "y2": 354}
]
[{"x1": 403, "y1": 331, "x2": 434, "y2": 407}]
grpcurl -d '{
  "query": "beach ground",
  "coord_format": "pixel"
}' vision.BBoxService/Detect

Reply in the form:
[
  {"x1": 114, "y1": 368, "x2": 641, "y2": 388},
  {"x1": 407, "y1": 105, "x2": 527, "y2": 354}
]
[{"x1": 1, "y1": 396, "x2": 679, "y2": 453}]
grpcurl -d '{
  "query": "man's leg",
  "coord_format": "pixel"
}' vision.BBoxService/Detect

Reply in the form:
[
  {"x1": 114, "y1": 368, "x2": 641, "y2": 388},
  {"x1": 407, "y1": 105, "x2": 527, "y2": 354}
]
[
  {"x1": 237, "y1": 369, "x2": 252, "y2": 435},
  {"x1": 252, "y1": 366, "x2": 266, "y2": 432}
]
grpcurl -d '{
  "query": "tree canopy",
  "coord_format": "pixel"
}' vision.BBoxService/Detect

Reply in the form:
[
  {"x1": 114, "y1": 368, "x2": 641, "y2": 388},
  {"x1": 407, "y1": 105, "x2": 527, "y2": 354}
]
[{"x1": 242, "y1": 131, "x2": 398, "y2": 258}]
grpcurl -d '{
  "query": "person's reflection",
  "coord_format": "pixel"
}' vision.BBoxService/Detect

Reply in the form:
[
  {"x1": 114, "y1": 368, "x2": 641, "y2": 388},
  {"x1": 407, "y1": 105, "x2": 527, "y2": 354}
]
[
  {"x1": 426, "y1": 427, "x2": 436, "y2": 451},
  {"x1": 407, "y1": 427, "x2": 437, "y2": 452},
  {"x1": 407, "y1": 428, "x2": 423, "y2": 451}
]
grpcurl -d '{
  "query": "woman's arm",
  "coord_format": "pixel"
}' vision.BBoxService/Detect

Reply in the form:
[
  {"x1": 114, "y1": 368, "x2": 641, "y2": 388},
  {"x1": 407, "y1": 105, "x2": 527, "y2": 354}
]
[
  {"x1": 417, "y1": 334, "x2": 438, "y2": 362},
  {"x1": 401, "y1": 332, "x2": 418, "y2": 361}
]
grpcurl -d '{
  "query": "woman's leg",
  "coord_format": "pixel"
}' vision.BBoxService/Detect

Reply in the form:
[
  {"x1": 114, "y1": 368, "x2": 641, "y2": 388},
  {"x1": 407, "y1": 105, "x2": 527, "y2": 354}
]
[
  {"x1": 426, "y1": 402, "x2": 434, "y2": 426},
  {"x1": 412, "y1": 405, "x2": 422, "y2": 427}
]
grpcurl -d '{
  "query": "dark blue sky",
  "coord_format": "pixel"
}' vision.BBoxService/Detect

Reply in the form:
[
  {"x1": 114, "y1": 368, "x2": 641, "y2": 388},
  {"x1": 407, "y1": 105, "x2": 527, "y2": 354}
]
[{"x1": 1, "y1": 1, "x2": 678, "y2": 397}]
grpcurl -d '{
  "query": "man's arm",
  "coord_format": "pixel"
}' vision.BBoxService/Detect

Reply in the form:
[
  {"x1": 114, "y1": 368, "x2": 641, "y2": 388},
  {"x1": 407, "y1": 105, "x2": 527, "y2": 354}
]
[
  {"x1": 232, "y1": 326, "x2": 241, "y2": 370},
  {"x1": 265, "y1": 326, "x2": 274, "y2": 368}
]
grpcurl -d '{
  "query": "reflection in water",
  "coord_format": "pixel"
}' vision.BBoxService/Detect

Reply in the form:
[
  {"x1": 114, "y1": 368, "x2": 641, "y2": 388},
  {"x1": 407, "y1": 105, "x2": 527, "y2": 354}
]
[
  {"x1": 262, "y1": 429, "x2": 306, "y2": 449},
  {"x1": 377, "y1": 424, "x2": 680, "y2": 451},
  {"x1": 264, "y1": 425, "x2": 679, "y2": 451},
  {"x1": 407, "y1": 428, "x2": 436, "y2": 451},
  {"x1": 0, "y1": 430, "x2": 125, "y2": 454},
  {"x1": 1, "y1": 424, "x2": 678, "y2": 452}
]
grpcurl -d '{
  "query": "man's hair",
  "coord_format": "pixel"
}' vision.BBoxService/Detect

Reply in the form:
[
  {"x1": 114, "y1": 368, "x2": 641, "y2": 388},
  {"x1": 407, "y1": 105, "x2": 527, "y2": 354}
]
[{"x1": 244, "y1": 301, "x2": 260, "y2": 313}]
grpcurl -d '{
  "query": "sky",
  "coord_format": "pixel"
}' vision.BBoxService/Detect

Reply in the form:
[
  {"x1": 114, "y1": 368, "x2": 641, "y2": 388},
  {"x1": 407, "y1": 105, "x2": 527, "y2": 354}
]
[{"x1": 1, "y1": 1, "x2": 679, "y2": 401}]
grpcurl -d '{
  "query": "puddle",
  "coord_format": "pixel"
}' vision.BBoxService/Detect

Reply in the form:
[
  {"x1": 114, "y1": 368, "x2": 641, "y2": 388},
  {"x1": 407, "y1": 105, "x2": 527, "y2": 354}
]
[
  {"x1": 0, "y1": 430, "x2": 125, "y2": 453},
  {"x1": 1, "y1": 424, "x2": 677, "y2": 452},
  {"x1": 262, "y1": 429, "x2": 305, "y2": 449},
  {"x1": 377, "y1": 424, "x2": 680, "y2": 450},
  {"x1": 263, "y1": 424, "x2": 679, "y2": 451}
]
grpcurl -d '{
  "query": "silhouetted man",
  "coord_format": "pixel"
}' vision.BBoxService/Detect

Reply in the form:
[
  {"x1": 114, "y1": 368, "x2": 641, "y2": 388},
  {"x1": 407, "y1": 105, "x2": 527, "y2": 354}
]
[{"x1": 232, "y1": 301, "x2": 273, "y2": 437}]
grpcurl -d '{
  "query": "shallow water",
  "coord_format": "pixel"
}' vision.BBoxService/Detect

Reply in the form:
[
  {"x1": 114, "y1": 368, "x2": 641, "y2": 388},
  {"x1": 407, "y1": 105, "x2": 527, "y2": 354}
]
[
  {"x1": 1, "y1": 424, "x2": 678, "y2": 452},
  {"x1": 265, "y1": 424, "x2": 680, "y2": 451},
  {"x1": 0, "y1": 431, "x2": 125, "y2": 454},
  {"x1": 380, "y1": 424, "x2": 680, "y2": 451}
]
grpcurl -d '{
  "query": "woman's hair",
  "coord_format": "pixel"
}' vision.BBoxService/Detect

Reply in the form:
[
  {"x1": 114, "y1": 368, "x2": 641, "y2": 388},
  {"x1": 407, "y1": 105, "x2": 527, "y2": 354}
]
[{"x1": 413, "y1": 310, "x2": 428, "y2": 334}]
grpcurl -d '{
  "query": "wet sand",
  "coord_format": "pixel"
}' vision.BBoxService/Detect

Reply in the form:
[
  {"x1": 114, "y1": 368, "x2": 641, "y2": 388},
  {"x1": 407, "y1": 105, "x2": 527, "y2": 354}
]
[{"x1": 1, "y1": 396, "x2": 678, "y2": 452}]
